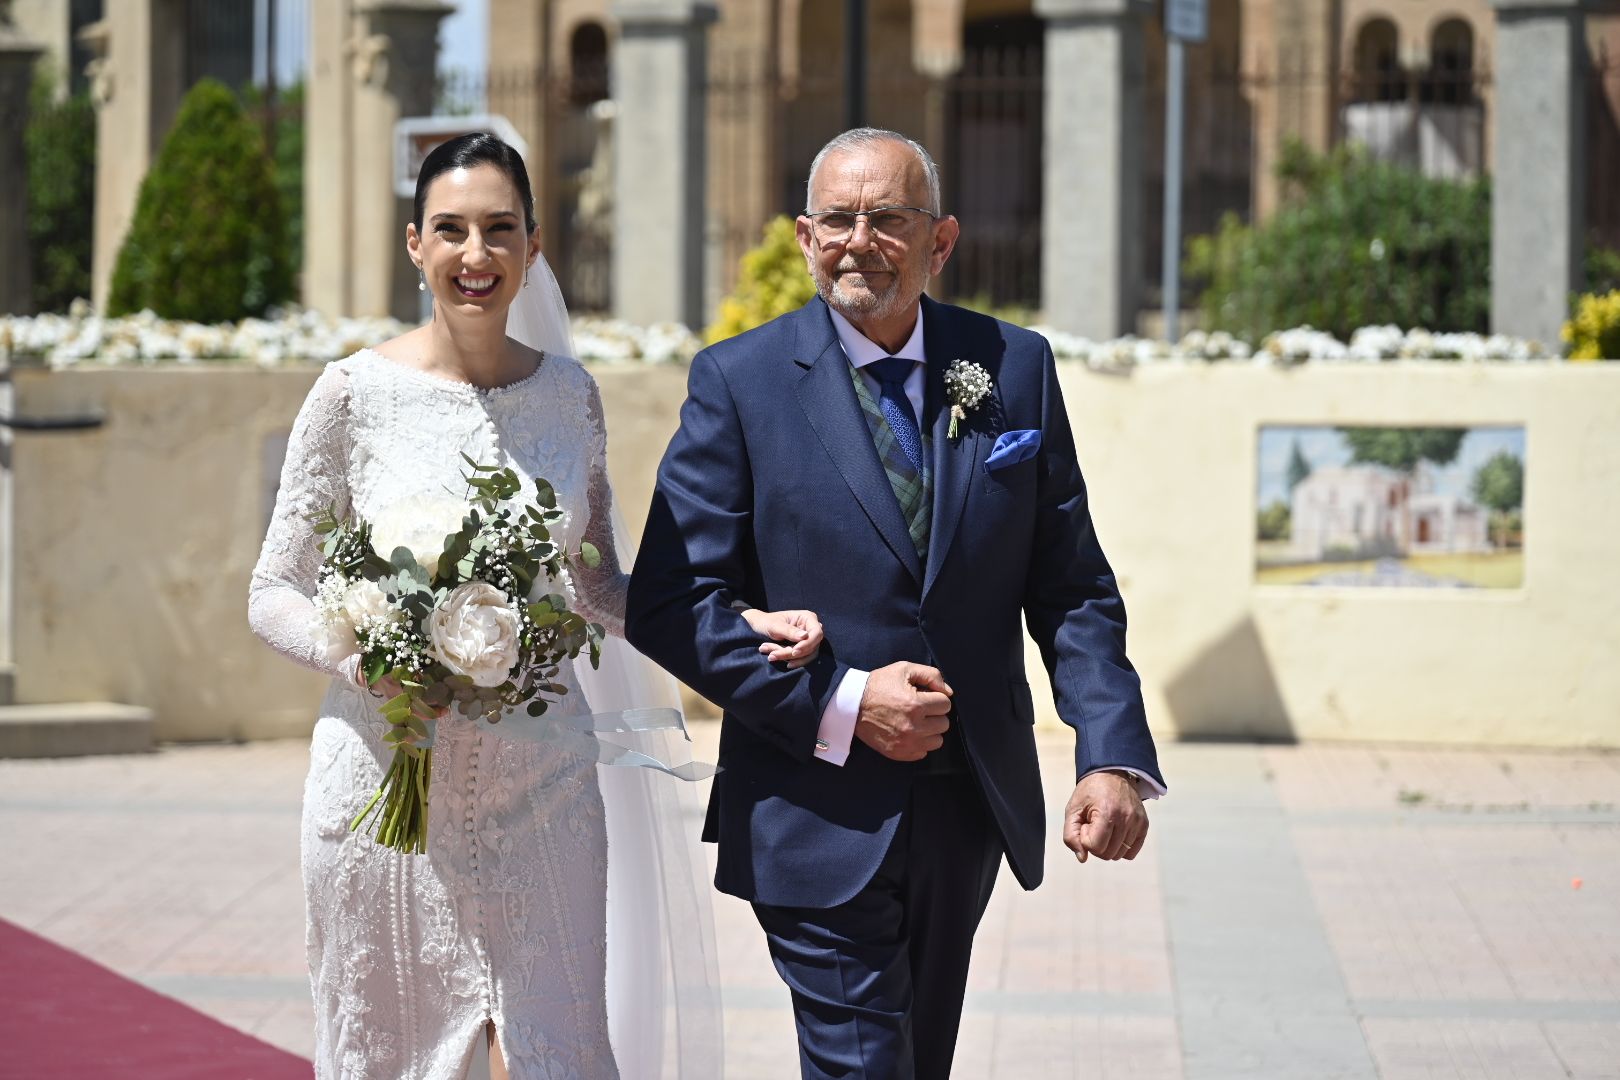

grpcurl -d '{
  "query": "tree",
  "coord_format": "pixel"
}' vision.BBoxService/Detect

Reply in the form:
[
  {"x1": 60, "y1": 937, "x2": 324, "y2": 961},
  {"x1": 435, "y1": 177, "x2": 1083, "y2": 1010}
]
[
  {"x1": 109, "y1": 78, "x2": 292, "y2": 322},
  {"x1": 240, "y1": 80, "x2": 305, "y2": 277},
  {"x1": 24, "y1": 65, "x2": 96, "y2": 312},
  {"x1": 1286, "y1": 439, "x2": 1312, "y2": 492},
  {"x1": 1471, "y1": 451, "x2": 1524, "y2": 548},
  {"x1": 1183, "y1": 142, "x2": 1490, "y2": 342},
  {"x1": 1339, "y1": 427, "x2": 1465, "y2": 471},
  {"x1": 1256, "y1": 500, "x2": 1291, "y2": 541}
]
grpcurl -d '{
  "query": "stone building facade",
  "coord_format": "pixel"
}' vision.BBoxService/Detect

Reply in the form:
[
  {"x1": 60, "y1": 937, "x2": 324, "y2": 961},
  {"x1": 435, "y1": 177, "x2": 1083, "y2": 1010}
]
[{"x1": 489, "y1": 0, "x2": 1620, "y2": 332}]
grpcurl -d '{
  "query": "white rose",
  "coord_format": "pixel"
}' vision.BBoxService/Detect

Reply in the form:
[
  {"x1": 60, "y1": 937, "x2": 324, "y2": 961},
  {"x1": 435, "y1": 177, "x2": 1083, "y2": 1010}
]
[
  {"x1": 426, "y1": 582, "x2": 523, "y2": 687},
  {"x1": 369, "y1": 495, "x2": 468, "y2": 577},
  {"x1": 342, "y1": 578, "x2": 396, "y2": 627},
  {"x1": 313, "y1": 617, "x2": 358, "y2": 666}
]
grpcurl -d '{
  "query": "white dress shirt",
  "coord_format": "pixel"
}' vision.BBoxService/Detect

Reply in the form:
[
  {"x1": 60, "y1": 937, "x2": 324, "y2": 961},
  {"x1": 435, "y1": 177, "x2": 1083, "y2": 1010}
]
[{"x1": 810, "y1": 307, "x2": 1163, "y2": 801}]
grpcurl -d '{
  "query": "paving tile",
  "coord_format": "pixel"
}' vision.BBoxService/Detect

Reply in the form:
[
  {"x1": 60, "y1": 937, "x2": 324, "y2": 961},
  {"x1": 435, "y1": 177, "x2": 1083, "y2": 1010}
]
[
  {"x1": 1362, "y1": 1017, "x2": 1591, "y2": 1079},
  {"x1": 2, "y1": 734, "x2": 1616, "y2": 1078},
  {"x1": 1542, "y1": 1022, "x2": 1620, "y2": 1079}
]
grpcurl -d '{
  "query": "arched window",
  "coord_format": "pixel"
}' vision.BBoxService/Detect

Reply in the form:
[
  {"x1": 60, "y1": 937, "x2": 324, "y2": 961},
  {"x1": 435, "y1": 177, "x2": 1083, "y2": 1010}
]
[
  {"x1": 569, "y1": 22, "x2": 610, "y2": 106},
  {"x1": 1424, "y1": 19, "x2": 1475, "y2": 104},
  {"x1": 1353, "y1": 18, "x2": 1403, "y2": 103}
]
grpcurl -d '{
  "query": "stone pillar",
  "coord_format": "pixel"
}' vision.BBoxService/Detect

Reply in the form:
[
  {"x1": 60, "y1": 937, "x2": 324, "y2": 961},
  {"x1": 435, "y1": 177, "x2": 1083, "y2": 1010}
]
[
  {"x1": 11, "y1": 0, "x2": 66, "y2": 96},
  {"x1": 611, "y1": 0, "x2": 717, "y2": 330},
  {"x1": 1035, "y1": 0, "x2": 1151, "y2": 338},
  {"x1": 1491, "y1": 0, "x2": 1586, "y2": 352},
  {"x1": 303, "y1": 0, "x2": 452, "y2": 321},
  {"x1": 0, "y1": 14, "x2": 44, "y2": 315},
  {"x1": 1248, "y1": 0, "x2": 1338, "y2": 219},
  {"x1": 80, "y1": 0, "x2": 187, "y2": 311},
  {"x1": 355, "y1": 0, "x2": 453, "y2": 321},
  {"x1": 487, "y1": 0, "x2": 557, "y2": 266},
  {"x1": 302, "y1": 0, "x2": 357, "y2": 316}
]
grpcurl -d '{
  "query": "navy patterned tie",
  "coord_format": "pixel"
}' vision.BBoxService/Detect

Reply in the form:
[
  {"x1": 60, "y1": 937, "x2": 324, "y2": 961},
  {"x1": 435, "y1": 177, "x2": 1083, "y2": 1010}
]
[{"x1": 867, "y1": 356, "x2": 924, "y2": 476}]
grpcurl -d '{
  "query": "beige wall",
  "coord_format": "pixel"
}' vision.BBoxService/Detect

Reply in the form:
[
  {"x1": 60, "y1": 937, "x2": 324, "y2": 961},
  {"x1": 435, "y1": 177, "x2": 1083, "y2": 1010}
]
[
  {"x1": 8, "y1": 363, "x2": 691, "y2": 741},
  {"x1": 1037, "y1": 362, "x2": 1620, "y2": 749},
  {"x1": 12, "y1": 361, "x2": 1619, "y2": 748}
]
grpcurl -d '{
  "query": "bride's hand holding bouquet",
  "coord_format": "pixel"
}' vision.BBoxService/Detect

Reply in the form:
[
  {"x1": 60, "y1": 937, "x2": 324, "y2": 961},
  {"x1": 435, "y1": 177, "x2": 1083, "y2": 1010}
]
[{"x1": 309, "y1": 455, "x2": 605, "y2": 854}]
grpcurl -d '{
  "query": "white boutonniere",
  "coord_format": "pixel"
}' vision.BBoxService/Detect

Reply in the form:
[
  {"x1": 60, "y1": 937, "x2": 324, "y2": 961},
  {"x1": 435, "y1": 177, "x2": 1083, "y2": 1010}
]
[{"x1": 943, "y1": 359, "x2": 992, "y2": 439}]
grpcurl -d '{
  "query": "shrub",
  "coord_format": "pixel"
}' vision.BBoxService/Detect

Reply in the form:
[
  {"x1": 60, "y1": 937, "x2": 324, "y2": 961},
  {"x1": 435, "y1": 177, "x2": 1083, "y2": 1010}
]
[
  {"x1": 24, "y1": 66, "x2": 96, "y2": 313},
  {"x1": 1184, "y1": 143, "x2": 1490, "y2": 343},
  {"x1": 240, "y1": 80, "x2": 305, "y2": 277},
  {"x1": 1563, "y1": 290, "x2": 1620, "y2": 360},
  {"x1": 108, "y1": 78, "x2": 293, "y2": 322},
  {"x1": 1585, "y1": 243, "x2": 1620, "y2": 297},
  {"x1": 705, "y1": 215, "x2": 817, "y2": 344}
]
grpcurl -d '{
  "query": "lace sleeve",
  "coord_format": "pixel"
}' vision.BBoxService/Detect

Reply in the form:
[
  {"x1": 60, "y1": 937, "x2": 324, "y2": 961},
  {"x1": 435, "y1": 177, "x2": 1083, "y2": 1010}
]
[
  {"x1": 248, "y1": 363, "x2": 355, "y2": 678},
  {"x1": 571, "y1": 374, "x2": 629, "y2": 638}
]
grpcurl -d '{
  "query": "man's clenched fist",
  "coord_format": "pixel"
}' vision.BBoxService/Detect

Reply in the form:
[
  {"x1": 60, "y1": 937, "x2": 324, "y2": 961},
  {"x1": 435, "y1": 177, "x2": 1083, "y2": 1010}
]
[{"x1": 854, "y1": 662, "x2": 954, "y2": 762}]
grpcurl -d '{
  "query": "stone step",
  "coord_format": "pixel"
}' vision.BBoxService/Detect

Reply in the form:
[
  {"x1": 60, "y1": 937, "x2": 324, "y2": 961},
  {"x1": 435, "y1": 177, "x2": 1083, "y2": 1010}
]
[{"x1": 0, "y1": 703, "x2": 155, "y2": 758}]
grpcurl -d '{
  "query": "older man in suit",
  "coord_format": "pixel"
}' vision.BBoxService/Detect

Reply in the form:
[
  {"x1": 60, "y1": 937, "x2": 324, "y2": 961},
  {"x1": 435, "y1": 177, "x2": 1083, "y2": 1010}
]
[{"x1": 627, "y1": 128, "x2": 1166, "y2": 1080}]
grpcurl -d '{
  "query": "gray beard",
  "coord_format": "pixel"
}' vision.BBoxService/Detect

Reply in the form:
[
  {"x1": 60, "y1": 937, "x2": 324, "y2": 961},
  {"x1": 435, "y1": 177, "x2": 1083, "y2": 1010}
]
[{"x1": 815, "y1": 268, "x2": 922, "y2": 324}]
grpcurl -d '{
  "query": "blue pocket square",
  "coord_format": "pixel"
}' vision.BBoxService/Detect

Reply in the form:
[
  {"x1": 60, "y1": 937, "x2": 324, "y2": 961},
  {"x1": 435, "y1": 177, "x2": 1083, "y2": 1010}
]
[{"x1": 985, "y1": 429, "x2": 1042, "y2": 470}]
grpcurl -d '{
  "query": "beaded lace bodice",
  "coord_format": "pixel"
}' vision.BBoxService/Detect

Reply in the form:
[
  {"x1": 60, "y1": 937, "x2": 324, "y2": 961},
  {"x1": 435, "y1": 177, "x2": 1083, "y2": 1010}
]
[
  {"x1": 250, "y1": 348, "x2": 627, "y2": 675},
  {"x1": 248, "y1": 349, "x2": 630, "y2": 1079}
]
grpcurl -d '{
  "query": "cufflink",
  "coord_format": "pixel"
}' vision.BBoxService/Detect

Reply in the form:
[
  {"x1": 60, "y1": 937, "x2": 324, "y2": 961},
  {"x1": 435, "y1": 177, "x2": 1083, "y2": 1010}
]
[{"x1": 815, "y1": 739, "x2": 830, "y2": 752}]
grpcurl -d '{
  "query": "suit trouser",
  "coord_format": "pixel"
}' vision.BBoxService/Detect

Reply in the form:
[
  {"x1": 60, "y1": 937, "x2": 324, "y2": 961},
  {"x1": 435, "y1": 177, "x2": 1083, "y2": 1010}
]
[{"x1": 752, "y1": 773, "x2": 1003, "y2": 1080}]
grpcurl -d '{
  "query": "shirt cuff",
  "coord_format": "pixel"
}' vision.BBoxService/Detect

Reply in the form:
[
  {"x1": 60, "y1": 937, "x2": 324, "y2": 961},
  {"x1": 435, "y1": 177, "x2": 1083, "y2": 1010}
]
[
  {"x1": 814, "y1": 668, "x2": 867, "y2": 766},
  {"x1": 1081, "y1": 766, "x2": 1166, "y2": 801}
]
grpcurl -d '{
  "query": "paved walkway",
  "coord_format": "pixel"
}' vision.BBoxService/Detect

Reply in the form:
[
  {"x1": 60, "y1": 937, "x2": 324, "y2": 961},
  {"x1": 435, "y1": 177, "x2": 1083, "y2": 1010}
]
[{"x1": 2, "y1": 728, "x2": 1617, "y2": 1078}]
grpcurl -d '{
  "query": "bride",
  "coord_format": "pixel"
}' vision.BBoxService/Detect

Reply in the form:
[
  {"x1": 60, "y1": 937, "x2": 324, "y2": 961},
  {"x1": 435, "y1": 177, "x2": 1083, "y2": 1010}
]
[{"x1": 249, "y1": 132, "x2": 818, "y2": 1079}]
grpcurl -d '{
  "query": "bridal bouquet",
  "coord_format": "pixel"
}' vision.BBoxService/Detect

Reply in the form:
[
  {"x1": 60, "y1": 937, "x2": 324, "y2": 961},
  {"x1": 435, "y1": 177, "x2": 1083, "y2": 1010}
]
[{"x1": 310, "y1": 456, "x2": 605, "y2": 854}]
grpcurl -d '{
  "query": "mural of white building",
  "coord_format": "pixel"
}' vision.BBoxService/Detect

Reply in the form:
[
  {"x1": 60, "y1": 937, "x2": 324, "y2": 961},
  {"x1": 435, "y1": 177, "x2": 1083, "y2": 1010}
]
[{"x1": 1291, "y1": 461, "x2": 1489, "y2": 560}]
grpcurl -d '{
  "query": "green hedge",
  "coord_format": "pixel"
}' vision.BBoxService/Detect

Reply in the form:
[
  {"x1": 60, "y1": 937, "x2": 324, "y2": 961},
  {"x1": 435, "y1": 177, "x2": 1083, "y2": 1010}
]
[
  {"x1": 24, "y1": 66, "x2": 96, "y2": 313},
  {"x1": 109, "y1": 78, "x2": 292, "y2": 322},
  {"x1": 1185, "y1": 143, "x2": 1491, "y2": 343}
]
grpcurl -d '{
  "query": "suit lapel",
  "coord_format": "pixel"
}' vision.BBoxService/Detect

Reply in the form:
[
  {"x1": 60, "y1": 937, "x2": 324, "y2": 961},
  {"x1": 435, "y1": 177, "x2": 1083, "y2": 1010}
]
[
  {"x1": 922, "y1": 296, "x2": 984, "y2": 599},
  {"x1": 792, "y1": 300, "x2": 924, "y2": 585}
]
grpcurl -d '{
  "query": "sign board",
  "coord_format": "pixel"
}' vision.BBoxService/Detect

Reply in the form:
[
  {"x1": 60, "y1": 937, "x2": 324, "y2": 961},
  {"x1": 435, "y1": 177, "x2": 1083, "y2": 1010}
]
[
  {"x1": 1165, "y1": 0, "x2": 1208, "y2": 43},
  {"x1": 393, "y1": 115, "x2": 529, "y2": 197}
]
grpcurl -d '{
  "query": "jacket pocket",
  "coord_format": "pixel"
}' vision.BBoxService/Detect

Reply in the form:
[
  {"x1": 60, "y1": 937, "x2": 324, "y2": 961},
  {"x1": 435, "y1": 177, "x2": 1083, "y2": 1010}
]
[
  {"x1": 983, "y1": 455, "x2": 1037, "y2": 495},
  {"x1": 1008, "y1": 679, "x2": 1036, "y2": 725}
]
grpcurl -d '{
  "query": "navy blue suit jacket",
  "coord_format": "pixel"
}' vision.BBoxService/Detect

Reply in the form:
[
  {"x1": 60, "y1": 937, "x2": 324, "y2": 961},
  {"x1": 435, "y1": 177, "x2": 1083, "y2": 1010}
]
[{"x1": 626, "y1": 295, "x2": 1163, "y2": 909}]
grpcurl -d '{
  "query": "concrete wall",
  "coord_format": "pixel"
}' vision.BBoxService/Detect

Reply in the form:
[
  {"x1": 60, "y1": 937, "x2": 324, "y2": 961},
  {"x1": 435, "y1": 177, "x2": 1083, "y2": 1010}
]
[
  {"x1": 1039, "y1": 361, "x2": 1620, "y2": 750},
  {"x1": 11, "y1": 360, "x2": 1619, "y2": 747},
  {"x1": 8, "y1": 362, "x2": 688, "y2": 741}
]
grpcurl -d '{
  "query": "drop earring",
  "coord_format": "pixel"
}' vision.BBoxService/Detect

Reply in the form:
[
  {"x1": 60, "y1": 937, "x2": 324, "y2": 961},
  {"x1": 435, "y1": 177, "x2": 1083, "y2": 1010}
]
[
  {"x1": 417, "y1": 270, "x2": 426, "y2": 292},
  {"x1": 524, "y1": 267, "x2": 531, "y2": 289}
]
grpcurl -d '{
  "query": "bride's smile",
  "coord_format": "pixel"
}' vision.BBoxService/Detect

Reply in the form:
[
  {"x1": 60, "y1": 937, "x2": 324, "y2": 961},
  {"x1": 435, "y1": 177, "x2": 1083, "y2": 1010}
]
[{"x1": 408, "y1": 163, "x2": 539, "y2": 323}]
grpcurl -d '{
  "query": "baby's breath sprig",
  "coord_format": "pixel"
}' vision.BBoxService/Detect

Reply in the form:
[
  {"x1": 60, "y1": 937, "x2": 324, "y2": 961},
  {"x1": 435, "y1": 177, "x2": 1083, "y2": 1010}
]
[
  {"x1": 315, "y1": 458, "x2": 609, "y2": 855},
  {"x1": 943, "y1": 359, "x2": 993, "y2": 438}
]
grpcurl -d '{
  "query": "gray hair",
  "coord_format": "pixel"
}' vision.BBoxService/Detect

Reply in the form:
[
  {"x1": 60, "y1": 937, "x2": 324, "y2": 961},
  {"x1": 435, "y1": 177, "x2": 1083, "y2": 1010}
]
[{"x1": 805, "y1": 128, "x2": 942, "y2": 216}]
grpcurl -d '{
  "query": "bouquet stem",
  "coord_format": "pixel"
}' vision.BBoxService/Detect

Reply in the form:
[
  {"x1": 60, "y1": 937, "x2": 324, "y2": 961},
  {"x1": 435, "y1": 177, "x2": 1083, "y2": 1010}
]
[
  {"x1": 351, "y1": 747, "x2": 433, "y2": 854},
  {"x1": 350, "y1": 687, "x2": 436, "y2": 854}
]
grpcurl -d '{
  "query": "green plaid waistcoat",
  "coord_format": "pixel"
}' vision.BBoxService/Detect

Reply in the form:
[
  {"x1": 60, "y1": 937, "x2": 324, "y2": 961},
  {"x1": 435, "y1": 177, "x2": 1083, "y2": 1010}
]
[{"x1": 849, "y1": 363, "x2": 932, "y2": 561}]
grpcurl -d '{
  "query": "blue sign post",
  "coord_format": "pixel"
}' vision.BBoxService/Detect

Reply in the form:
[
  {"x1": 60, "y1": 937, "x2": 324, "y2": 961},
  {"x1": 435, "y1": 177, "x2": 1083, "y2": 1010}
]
[{"x1": 1161, "y1": 0, "x2": 1207, "y2": 343}]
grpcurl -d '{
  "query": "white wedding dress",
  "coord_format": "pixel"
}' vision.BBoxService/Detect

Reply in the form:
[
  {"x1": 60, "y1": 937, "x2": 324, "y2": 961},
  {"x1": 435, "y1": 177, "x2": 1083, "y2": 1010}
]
[{"x1": 249, "y1": 347, "x2": 715, "y2": 1080}]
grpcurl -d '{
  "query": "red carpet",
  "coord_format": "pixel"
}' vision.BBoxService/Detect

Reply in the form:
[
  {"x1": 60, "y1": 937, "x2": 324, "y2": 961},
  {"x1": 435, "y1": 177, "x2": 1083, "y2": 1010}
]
[{"x1": 0, "y1": 918, "x2": 311, "y2": 1079}]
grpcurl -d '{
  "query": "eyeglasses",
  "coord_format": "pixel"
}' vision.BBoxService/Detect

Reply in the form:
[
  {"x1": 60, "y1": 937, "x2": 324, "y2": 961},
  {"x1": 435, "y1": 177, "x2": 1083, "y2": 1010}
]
[{"x1": 803, "y1": 206, "x2": 938, "y2": 244}]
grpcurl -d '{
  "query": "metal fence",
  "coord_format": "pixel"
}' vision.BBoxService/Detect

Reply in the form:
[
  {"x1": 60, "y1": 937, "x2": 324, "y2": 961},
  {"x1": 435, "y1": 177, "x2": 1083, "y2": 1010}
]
[
  {"x1": 707, "y1": 42, "x2": 1047, "y2": 312},
  {"x1": 430, "y1": 40, "x2": 1620, "y2": 321},
  {"x1": 1588, "y1": 47, "x2": 1620, "y2": 257}
]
